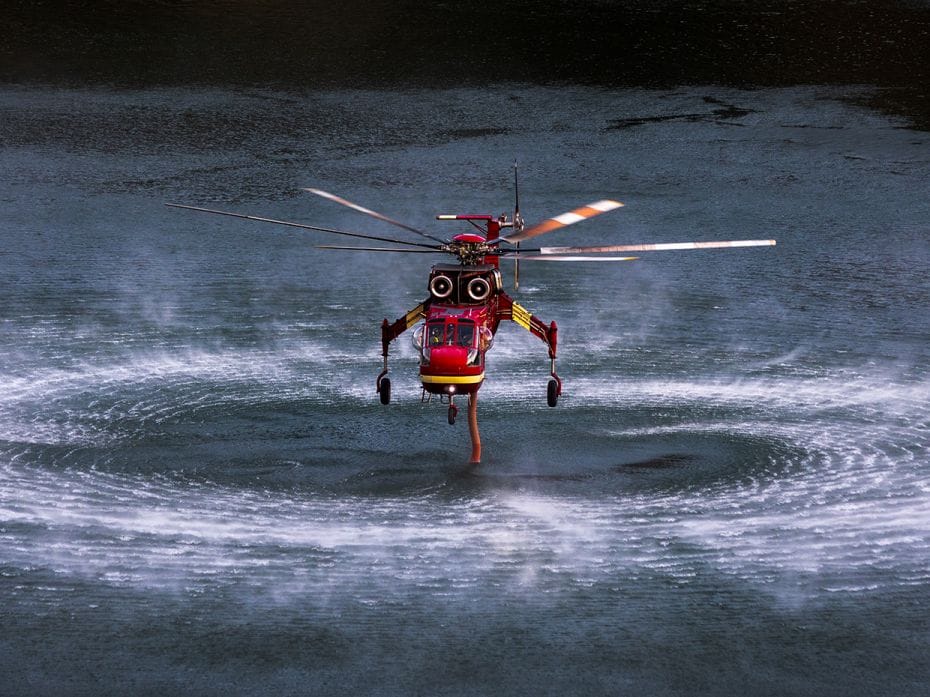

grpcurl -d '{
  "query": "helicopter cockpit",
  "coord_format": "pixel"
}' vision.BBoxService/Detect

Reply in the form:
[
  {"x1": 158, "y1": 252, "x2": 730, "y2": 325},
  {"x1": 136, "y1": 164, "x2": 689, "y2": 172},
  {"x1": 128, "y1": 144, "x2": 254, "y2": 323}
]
[
  {"x1": 413, "y1": 317, "x2": 491, "y2": 367},
  {"x1": 418, "y1": 318, "x2": 475, "y2": 347}
]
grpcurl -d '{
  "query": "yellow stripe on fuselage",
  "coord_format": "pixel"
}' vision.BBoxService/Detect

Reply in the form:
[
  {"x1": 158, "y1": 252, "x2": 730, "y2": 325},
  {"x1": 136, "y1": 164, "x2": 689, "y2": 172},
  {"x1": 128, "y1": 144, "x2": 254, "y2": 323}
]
[{"x1": 420, "y1": 373, "x2": 485, "y2": 385}]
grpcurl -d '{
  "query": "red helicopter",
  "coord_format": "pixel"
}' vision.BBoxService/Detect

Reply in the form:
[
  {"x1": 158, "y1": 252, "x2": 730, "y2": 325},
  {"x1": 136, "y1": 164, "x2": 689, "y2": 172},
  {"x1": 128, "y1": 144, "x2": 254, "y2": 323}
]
[{"x1": 169, "y1": 170, "x2": 774, "y2": 462}]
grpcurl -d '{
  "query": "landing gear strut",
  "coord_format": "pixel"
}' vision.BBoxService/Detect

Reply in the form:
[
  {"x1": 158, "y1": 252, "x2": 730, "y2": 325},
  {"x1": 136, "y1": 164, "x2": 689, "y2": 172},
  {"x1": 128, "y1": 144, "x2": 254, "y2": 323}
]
[{"x1": 448, "y1": 399, "x2": 458, "y2": 425}]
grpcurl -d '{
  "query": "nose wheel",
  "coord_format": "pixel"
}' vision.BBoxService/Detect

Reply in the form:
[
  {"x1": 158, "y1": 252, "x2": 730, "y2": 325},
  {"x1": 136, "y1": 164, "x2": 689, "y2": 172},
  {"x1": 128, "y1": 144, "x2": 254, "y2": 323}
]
[{"x1": 448, "y1": 401, "x2": 458, "y2": 425}]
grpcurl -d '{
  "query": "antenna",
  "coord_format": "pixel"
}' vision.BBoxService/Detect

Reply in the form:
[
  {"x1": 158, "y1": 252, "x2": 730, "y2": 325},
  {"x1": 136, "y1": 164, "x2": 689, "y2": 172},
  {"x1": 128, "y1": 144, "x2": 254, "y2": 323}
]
[
  {"x1": 513, "y1": 161, "x2": 524, "y2": 290},
  {"x1": 513, "y1": 160, "x2": 521, "y2": 225}
]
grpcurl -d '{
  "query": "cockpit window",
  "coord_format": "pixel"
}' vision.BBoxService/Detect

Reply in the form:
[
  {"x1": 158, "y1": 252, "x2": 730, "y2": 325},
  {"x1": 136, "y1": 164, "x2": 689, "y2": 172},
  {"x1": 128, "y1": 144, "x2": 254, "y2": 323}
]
[
  {"x1": 457, "y1": 320, "x2": 476, "y2": 348},
  {"x1": 427, "y1": 322, "x2": 445, "y2": 346},
  {"x1": 425, "y1": 318, "x2": 477, "y2": 347}
]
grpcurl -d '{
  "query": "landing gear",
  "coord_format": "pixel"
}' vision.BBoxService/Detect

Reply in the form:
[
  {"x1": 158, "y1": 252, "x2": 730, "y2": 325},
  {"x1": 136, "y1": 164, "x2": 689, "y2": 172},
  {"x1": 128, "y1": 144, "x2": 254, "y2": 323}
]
[
  {"x1": 547, "y1": 356, "x2": 562, "y2": 407},
  {"x1": 448, "y1": 401, "x2": 458, "y2": 425},
  {"x1": 547, "y1": 378, "x2": 559, "y2": 407},
  {"x1": 377, "y1": 360, "x2": 391, "y2": 405},
  {"x1": 379, "y1": 376, "x2": 391, "y2": 405}
]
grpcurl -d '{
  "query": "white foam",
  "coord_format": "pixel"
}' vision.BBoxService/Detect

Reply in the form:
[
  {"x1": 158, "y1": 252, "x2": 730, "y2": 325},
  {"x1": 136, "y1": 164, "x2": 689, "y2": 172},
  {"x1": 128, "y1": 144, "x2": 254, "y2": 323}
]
[{"x1": 1, "y1": 361, "x2": 929, "y2": 602}]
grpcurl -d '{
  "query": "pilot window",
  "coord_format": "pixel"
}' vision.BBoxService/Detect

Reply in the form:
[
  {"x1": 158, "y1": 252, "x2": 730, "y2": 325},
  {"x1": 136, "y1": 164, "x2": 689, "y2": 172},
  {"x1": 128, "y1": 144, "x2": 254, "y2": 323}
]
[
  {"x1": 427, "y1": 322, "x2": 445, "y2": 346},
  {"x1": 426, "y1": 319, "x2": 477, "y2": 348},
  {"x1": 456, "y1": 320, "x2": 476, "y2": 348}
]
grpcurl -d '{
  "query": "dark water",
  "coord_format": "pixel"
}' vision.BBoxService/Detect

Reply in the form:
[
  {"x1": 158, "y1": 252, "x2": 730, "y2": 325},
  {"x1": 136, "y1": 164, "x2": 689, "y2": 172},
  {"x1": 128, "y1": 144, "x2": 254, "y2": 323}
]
[{"x1": 3, "y1": 3, "x2": 930, "y2": 696}]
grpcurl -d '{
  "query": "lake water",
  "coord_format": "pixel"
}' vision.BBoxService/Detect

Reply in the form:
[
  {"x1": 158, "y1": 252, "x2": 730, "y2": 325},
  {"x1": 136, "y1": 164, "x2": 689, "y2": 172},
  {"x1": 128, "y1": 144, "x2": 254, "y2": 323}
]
[{"x1": 1, "y1": 81, "x2": 929, "y2": 695}]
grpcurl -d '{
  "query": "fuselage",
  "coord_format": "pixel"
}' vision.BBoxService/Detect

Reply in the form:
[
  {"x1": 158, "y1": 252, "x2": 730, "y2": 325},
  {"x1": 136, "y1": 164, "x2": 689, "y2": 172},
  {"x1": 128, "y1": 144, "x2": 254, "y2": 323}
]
[
  {"x1": 416, "y1": 305, "x2": 492, "y2": 395},
  {"x1": 413, "y1": 261, "x2": 502, "y2": 396}
]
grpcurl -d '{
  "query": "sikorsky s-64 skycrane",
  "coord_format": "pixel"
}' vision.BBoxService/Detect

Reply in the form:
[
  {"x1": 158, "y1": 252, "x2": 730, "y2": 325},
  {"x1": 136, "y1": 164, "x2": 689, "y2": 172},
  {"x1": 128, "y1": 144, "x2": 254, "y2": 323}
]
[{"x1": 169, "y1": 169, "x2": 774, "y2": 462}]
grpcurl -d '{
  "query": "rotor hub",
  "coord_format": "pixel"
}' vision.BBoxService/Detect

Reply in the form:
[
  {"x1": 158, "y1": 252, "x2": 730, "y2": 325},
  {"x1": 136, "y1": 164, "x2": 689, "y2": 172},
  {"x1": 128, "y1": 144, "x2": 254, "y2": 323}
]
[{"x1": 444, "y1": 233, "x2": 496, "y2": 265}]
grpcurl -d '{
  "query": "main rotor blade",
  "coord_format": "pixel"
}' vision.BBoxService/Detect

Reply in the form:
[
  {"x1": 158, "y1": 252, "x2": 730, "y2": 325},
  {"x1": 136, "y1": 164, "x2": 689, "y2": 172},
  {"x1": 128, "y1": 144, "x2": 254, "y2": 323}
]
[
  {"x1": 315, "y1": 245, "x2": 447, "y2": 253},
  {"x1": 501, "y1": 199, "x2": 624, "y2": 244},
  {"x1": 533, "y1": 239, "x2": 777, "y2": 254},
  {"x1": 303, "y1": 188, "x2": 447, "y2": 245},
  {"x1": 502, "y1": 255, "x2": 639, "y2": 262},
  {"x1": 165, "y1": 203, "x2": 442, "y2": 249}
]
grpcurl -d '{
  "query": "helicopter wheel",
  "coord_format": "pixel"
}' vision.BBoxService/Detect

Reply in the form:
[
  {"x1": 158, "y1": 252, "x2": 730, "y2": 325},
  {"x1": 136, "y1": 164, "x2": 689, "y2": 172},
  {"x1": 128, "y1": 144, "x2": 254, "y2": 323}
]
[
  {"x1": 448, "y1": 403, "x2": 457, "y2": 425},
  {"x1": 547, "y1": 379, "x2": 559, "y2": 407},
  {"x1": 379, "y1": 377, "x2": 391, "y2": 405}
]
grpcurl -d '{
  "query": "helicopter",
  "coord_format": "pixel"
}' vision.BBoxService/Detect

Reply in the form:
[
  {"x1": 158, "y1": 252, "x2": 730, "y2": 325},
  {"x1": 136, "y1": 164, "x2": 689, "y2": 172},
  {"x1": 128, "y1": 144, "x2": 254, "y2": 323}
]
[{"x1": 168, "y1": 170, "x2": 775, "y2": 463}]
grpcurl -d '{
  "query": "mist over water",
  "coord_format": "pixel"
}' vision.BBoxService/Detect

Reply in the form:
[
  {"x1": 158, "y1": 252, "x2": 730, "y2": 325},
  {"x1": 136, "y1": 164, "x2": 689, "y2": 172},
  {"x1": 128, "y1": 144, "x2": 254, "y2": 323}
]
[{"x1": 2, "y1": 7, "x2": 930, "y2": 693}]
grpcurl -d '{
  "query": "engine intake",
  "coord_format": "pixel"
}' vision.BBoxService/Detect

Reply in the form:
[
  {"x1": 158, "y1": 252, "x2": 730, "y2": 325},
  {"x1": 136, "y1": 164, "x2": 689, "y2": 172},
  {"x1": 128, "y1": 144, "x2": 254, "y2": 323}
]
[
  {"x1": 427, "y1": 264, "x2": 500, "y2": 305},
  {"x1": 429, "y1": 274, "x2": 454, "y2": 299}
]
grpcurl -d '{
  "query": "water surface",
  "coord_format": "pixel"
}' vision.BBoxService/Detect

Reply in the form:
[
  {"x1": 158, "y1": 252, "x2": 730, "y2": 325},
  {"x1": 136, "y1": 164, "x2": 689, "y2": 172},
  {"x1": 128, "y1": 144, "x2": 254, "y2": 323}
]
[{"x1": 1, "y1": 84, "x2": 929, "y2": 695}]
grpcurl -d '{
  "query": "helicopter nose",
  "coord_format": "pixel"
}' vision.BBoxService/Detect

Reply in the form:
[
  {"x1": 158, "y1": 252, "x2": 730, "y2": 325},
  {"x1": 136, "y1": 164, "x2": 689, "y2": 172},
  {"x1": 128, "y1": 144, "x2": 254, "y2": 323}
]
[{"x1": 425, "y1": 346, "x2": 469, "y2": 372}]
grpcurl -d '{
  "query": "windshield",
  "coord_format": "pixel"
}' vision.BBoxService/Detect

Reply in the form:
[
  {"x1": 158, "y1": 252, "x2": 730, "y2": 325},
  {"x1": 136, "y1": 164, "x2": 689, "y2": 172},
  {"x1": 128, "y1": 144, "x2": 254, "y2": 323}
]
[
  {"x1": 456, "y1": 320, "x2": 475, "y2": 348},
  {"x1": 425, "y1": 319, "x2": 477, "y2": 348}
]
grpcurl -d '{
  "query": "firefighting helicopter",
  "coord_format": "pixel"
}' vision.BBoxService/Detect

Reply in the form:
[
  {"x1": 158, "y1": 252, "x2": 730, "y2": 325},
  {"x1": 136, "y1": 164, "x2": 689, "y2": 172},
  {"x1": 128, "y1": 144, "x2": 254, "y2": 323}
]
[{"x1": 168, "y1": 170, "x2": 774, "y2": 462}]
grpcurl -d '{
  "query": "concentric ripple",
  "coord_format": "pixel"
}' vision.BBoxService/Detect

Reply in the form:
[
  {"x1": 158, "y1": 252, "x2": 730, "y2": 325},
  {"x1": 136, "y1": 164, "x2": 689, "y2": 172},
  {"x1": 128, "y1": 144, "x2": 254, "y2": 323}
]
[{"x1": 2, "y1": 349, "x2": 928, "y2": 603}]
